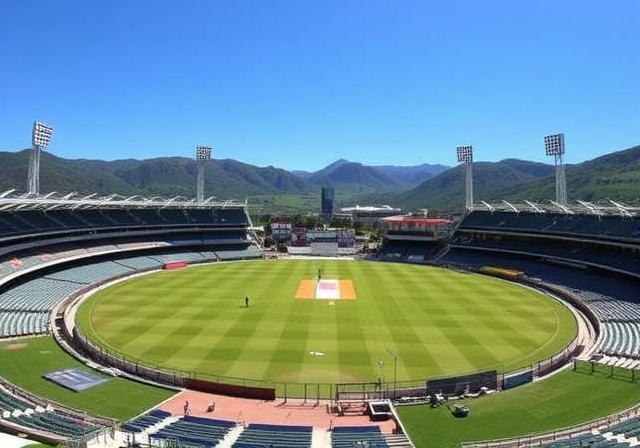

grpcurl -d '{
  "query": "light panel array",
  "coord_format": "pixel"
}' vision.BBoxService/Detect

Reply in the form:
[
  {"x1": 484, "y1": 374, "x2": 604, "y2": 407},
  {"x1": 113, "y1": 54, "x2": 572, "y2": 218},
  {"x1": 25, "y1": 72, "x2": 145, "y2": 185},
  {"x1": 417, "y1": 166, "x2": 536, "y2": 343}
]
[
  {"x1": 32, "y1": 121, "x2": 54, "y2": 148},
  {"x1": 456, "y1": 145, "x2": 473, "y2": 163},
  {"x1": 544, "y1": 133, "x2": 565, "y2": 156},
  {"x1": 195, "y1": 145, "x2": 212, "y2": 161}
]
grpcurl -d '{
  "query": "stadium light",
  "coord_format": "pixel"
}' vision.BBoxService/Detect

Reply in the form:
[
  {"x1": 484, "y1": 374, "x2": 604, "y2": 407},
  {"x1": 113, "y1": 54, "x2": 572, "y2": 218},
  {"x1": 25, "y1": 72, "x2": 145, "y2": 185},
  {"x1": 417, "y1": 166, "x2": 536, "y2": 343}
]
[
  {"x1": 195, "y1": 145, "x2": 213, "y2": 203},
  {"x1": 456, "y1": 145, "x2": 474, "y2": 212},
  {"x1": 28, "y1": 121, "x2": 54, "y2": 196},
  {"x1": 456, "y1": 145, "x2": 473, "y2": 164},
  {"x1": 544, "y1": 133, "x2": 565, "y2": 156},
  {"x1": 32, "y1": 121, "x2": 54, "y2": 148},
  {"x1": 543, "y1": 133, "x2": 567, "y2": 206},
  {"x1": 196, "y1": 145, "x2": 212, "y2": 161}
]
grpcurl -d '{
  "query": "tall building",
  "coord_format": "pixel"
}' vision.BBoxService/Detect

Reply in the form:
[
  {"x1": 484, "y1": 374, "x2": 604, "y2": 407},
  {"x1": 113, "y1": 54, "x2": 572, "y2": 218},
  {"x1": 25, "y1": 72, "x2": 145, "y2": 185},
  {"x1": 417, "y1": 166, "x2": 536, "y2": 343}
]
[{"x1": 321, "y1": 187, "x2": 335, "y2": 220}]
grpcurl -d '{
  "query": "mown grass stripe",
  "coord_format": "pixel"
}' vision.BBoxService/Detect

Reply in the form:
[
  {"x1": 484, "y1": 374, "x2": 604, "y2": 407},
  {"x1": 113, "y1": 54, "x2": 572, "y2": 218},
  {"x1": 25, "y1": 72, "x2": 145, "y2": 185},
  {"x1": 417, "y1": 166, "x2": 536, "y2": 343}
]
[{"x1": 78, "y1": 259, "x2": 577, "y2": 384}]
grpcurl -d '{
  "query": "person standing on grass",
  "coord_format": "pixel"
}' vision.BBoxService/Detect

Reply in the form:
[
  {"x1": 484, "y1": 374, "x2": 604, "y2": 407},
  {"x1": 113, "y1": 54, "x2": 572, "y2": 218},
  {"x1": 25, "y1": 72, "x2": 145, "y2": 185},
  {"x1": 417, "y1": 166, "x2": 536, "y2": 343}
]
[{"x1": 245, "y1": 296, "x2": 250, "y2": 307}]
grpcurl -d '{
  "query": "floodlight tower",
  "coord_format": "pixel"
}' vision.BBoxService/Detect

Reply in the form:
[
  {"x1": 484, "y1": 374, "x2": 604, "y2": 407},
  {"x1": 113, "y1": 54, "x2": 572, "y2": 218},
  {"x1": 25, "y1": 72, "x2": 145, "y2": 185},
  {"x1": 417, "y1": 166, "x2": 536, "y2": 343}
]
[
  {"x1": 28, "y1": 121, "x2": 54, "y2": 196},
  {"x1": 456, "y1": 145, "x2": 474, "y2": 212},
  {"x1": 544, "y1": 133, "x2": 567, "y2": 206},
  {"x1": 195, "y1": 145, "x2": 212, "y2": 203}
]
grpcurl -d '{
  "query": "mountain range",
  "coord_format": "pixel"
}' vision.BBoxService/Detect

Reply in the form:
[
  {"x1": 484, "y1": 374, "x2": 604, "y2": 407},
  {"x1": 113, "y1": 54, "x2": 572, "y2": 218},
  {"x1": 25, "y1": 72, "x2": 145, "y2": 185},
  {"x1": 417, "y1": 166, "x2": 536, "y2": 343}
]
[{"x1": 0, "y1": 145, "x2": 638, "y2": 215}]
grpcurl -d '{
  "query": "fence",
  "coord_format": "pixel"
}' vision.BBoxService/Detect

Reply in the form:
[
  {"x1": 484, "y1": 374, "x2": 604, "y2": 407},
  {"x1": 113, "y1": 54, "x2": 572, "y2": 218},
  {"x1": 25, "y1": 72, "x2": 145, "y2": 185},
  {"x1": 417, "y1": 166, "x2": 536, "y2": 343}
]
[{"x1": 573, "y1": 358, "x2": 639, "y2": 381}]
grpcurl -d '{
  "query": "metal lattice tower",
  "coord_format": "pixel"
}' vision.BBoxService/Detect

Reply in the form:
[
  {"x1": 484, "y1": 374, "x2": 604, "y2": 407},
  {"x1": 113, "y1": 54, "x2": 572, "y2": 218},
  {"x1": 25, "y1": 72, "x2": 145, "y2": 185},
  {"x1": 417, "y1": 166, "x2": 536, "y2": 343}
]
[
  {"x1": 456, "y1": 145, "x2": 474, "y2": 213},
  {"x1": 544, "y1": 133, "x2": 567, "y2": 206},
  {"x1": 28, "y1": 121, "x2": 54, "y2": 196},
  {"x1": 195, "y1": 145, "x2": 212, "y2": 203}
]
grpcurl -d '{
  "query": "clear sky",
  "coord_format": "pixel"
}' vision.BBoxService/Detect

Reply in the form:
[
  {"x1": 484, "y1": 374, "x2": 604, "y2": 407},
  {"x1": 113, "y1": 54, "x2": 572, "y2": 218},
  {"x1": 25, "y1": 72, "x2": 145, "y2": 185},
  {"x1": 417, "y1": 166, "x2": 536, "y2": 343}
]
[{"x1": 1, "y1": 1, "x2": 638, "y2": 172}]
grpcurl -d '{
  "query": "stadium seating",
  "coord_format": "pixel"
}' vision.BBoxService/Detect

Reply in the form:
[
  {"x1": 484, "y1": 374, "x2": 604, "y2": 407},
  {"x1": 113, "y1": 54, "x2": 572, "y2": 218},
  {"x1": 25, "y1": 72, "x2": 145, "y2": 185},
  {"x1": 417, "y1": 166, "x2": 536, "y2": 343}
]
[
  {"x1": 0, "y1": 207, "x2": 251, "y2": 246},
  {"x1": 536, "y1": 417, "x2": 640, "y2": 447},
  {"x1": 7, "y1": 411, "x2": 101, "y2": 439},
  {"x1": 450, "y1": 234, "x2": 640, "y2": 275},
  {"x1": 454, "y1": 210, "x2": 640, "y2": 275},
  {"x1": 331, "y1": 425, "x2": 389, "y2": 448},
  {"x1": 232, "y1": 422, "x2": 313, "y2": 448},
  {"x1": 121, "y1": 408, "x2": 172, "y2": 433},
  {"x1": 377, "y1": 239, "x2": 443, "y2": 263},
  {"x1": 149, "y1": 414, "x2": 236, "y2": 448},
  {"x1": 0, "y1": 388, "x2": 33, "y2": 412},
  {"x1": 459, "y1": 211, "x2": 640, "y2": 243}
]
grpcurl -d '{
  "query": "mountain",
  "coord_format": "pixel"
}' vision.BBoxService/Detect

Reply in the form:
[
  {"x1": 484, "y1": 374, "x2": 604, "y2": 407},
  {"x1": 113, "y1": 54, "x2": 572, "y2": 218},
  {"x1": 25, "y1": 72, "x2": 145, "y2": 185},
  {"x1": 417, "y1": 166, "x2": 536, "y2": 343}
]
[
  {"x1": 390, "y1": 159, "x2": 556, "y2": 212},
  {"x1": 304, "y1": 160, "x2": 402, "y2": 193},
  {"x1": 0, "y1": 149, "x2": 139, "y2": 195},
  {"x1": 293, "y1": 159, "x2": 449, "y2": 189},
  {"x1": 0, "y1": 144, "x2": 637, "y2": 215},
  {"x1": 497, "y1": 145, "x2": 640, "y2": 203},
  {"x1": 292, "y1": 159, "x2": 352, "y2": 180},
  {"x1": 370, "y1": 163, "x2": 449, "y2": 187},
  {"x1": 392, "y1": 145, "x2": 640, "y2": 213},
  {"x1": 0, "y1": 151, "x2": 315, "y2": 199}
]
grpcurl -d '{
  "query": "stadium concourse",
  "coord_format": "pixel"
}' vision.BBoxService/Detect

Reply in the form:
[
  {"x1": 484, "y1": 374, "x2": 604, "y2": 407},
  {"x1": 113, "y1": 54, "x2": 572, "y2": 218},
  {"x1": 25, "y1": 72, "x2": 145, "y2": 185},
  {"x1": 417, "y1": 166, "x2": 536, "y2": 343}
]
[{"x1": 0, "y1": 191, "x2": 639, "y2": 447}]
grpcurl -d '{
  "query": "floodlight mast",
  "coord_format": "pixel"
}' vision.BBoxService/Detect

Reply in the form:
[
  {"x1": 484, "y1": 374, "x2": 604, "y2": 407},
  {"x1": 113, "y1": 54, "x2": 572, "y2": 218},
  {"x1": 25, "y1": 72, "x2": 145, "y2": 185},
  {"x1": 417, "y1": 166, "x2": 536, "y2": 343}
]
[
  {"x1": 28, "y1": 121, "x2": 54, "y2": 196},
  {"x1": 544, "y1": 133, "x2": 567, "y2": 206},
  {"x1": 195, "y1": 145, "x2": 212, "y2": 203},
  {"x1": 456, "y1": 145, "x2": 474, "y2": 213}
]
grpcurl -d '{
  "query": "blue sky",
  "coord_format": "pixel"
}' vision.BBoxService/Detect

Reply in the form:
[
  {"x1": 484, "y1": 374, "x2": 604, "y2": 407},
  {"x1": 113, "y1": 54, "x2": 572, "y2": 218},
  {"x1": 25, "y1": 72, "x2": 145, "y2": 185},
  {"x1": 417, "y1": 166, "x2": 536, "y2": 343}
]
[{"x1": 1, "y1": 1, "x2": 638, "y2": 172}]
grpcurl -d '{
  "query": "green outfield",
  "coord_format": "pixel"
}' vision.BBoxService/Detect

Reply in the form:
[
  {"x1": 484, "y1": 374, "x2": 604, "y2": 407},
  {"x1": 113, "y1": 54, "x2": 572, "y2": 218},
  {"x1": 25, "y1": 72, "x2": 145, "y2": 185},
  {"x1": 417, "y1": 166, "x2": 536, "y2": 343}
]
[
  {"x1": 76, "y1": 259, "x2": 577, "y2": 387},
  {"x1": 0, "y1": 336, "x2": 175, "y2": 421},
  {"x1": 398, "y1": 366, "x2": 640, "y2": 448}
]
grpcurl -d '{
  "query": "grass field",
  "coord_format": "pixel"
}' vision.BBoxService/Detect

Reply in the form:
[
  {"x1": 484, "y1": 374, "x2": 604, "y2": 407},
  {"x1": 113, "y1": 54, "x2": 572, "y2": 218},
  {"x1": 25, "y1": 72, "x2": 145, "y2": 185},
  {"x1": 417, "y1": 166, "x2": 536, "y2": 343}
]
[
  {"x1": 397, "y1": 367, "x2": 640, "y2": 448},
  {"x1": 0, "y1": 336, "x2": 175, "y2": 421},
  {"x1": 77, "y1": 259, "x2": 577, "y2": 388}
]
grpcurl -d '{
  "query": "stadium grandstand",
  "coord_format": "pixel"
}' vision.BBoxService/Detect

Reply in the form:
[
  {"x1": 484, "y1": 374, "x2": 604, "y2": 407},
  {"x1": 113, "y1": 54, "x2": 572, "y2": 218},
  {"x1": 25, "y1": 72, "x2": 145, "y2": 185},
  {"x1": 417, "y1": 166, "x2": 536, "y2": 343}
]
[
  {"x1": 375, "y1": 212, "x2": 455, "y2": 263},
  {"x1": 336, "y1": 204, "x2": 402, "y2": 225},
  {"x1": 442, "y1": 200, "x2": 640, "y2": 371},
  {"x1": 268, "y1": 216, "x2": 358, "y2": 257},
  {"x1": 1, "y1": 181, "x2": 640, "y2": 447},
  {"x1": 287, "y1": 228, "x2": 357, "y2": 256},
  {"x1": 375, "y1": 199, "x2": 640, "y2": 371},
  {"x1": 0, "y1": 190, "x2": 265, "y2": 447}
]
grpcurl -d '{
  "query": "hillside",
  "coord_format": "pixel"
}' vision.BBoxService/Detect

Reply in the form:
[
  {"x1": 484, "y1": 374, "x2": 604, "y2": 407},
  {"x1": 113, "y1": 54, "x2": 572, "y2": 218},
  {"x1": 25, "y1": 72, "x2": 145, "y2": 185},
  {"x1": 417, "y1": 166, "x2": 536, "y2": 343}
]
[
  {"x1": 306, "y1": 160, "x2": 402, "y2": 193},
  {"x1": 0, "y1": 151, "x2": 316, "y2": 199},
  {"x1": 392, "y1": 145, "x2": 640, "y2": 213},
  {"x1": 498, "y1": 145, "x2": 640, "y2": 203},
  {"x1": 294, "y1": 159, "x2": 447, "y2": 190},
  {"x1": 390, "y1": 159, "x2": 556, "y2": 212},
  {"x1": 0, "y1": 144, "x2": 638, "y2": 215}
]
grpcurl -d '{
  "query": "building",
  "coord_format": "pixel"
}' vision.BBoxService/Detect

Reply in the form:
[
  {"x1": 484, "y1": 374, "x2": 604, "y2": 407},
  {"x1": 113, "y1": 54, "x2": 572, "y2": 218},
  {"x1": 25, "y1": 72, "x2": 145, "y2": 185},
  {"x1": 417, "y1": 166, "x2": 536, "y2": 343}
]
[
  {"x1": 338, "y1": 205, "x2": 402, "y2": 226},
  {"x1": 321, "y1": 187, "x2": 335, "y2": 220}
]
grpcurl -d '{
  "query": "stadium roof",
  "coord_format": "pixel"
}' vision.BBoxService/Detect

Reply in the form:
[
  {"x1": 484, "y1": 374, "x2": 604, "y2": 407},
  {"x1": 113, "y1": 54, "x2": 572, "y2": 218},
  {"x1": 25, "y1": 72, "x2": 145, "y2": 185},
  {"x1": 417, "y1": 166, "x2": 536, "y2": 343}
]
[
  {"x1": 381, "y1": 215, "x2": 452, "y2": 225},
  {"x1": 340, "y1": 205, "x2": 401, "y2": 213},
  {"x1": 475, "y1": 199, "x2": 640, "y2": 217},
  {"x1": 0, "y1": 189, "x2": 246, "y2": 211}
]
